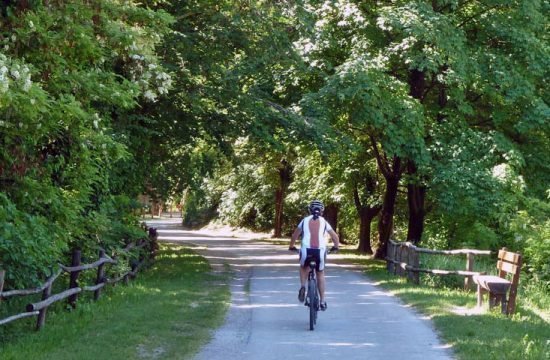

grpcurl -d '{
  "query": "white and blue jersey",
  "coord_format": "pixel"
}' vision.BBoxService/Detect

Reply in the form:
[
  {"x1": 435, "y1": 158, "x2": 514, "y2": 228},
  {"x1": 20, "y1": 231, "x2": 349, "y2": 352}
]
[{"x1": 297, "y1": 215, "x2": 333, "y2": 270}]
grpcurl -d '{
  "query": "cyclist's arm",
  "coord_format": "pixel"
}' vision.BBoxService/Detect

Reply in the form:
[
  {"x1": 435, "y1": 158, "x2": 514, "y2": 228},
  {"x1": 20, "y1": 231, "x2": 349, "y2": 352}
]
[
  {"x1": 289, "y1": 227, "x2": 301, "y2": 249},
  {"x1": 328, "y1": 229, "x2": 340, "y2": 248}
]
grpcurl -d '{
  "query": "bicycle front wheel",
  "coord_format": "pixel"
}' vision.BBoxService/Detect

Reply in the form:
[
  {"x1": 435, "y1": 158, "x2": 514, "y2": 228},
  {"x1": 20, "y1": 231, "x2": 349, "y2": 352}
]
[{"x1": 308, "y1": 279, "x2": 317, "y2": 330}]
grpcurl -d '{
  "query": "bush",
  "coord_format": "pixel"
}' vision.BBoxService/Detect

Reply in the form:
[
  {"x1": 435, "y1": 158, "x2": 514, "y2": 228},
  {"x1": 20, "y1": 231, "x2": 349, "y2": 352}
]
[{"x1": 0, "y1": 194, "x2": 67, "y2": 288}]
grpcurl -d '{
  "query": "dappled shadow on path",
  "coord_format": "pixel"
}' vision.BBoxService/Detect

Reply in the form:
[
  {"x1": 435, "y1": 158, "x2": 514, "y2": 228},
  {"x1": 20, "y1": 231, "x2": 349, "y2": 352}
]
[{"x1": 147, "y1": 218, "x2": 453, "y2": 360}]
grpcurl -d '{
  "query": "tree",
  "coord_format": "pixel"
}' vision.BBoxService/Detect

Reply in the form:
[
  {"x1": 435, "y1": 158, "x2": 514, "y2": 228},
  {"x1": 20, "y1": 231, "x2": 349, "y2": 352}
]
[{"x1": 0, "y1": 1, "x2": 173, "y2": 286}]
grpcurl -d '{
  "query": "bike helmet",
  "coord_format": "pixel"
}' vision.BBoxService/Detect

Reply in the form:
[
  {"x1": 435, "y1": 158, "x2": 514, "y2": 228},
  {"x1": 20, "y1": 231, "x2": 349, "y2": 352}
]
[{"x1": 308, "y1": 200, "x2": 324, "y2": 219}]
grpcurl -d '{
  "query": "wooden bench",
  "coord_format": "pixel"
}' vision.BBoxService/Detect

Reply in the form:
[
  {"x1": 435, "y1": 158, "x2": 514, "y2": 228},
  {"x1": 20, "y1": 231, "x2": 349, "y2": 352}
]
[{"x1": 472, "y1": 248, "x2": 522, "y2": 315}]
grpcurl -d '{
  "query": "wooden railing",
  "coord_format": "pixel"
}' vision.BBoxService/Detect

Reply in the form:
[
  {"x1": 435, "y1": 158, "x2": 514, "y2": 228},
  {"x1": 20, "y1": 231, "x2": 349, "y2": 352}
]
[
  {"x1": 0, "y1": 226, "x2": 158, "y2": 330},
  {"x1": 386, "y1": 239, "x2": 492, "y2": 289}
]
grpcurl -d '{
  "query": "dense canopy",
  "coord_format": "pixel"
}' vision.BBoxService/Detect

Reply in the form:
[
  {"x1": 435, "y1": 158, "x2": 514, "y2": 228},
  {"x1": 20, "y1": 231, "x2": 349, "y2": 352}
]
[{"x1": 0, "y1": 1, "x2": 548, "y2": 296}]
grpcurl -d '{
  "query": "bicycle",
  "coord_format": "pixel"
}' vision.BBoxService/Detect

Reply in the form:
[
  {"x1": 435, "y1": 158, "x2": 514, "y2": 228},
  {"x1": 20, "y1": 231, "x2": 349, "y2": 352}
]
[{"x1": 290, "y1": 246, "x2": 338, "y2": 331}]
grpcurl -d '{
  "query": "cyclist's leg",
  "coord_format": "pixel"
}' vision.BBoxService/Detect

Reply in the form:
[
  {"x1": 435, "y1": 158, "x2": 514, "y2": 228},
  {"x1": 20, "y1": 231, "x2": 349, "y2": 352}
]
[
  {"x1": 317, "y1": 249, "x2": 327, "y2": 308},
  {"x1": 299, "y1": 248, "x2": 309, "y2": 287},
  {"x1": 300, "y1": 266, "x2": 308, "y2": 287},
  {"x1": 298, "y1": 248, "x2": 308, "y2": 302},
  {"x1": 317, "y1": 270, "x2": 326, "y2": 301}
]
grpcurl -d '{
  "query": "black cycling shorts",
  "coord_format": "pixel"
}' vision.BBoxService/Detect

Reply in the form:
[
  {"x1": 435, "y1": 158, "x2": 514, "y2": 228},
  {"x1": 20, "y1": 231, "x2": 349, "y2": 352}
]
[{"x1": 299, "y1": 248, "x2": 326, "y2": 271}]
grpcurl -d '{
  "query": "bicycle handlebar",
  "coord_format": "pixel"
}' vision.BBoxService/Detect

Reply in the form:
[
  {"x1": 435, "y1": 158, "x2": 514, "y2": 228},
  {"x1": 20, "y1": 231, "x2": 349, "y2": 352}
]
[{"x1": 288, "y1": 246, "x2": 339, "y2": 254}]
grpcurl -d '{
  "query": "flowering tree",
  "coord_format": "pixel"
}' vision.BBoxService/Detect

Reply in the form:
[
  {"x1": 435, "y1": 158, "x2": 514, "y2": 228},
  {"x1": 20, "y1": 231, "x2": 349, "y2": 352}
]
[{"x1": 0, "y1": 1, "x2": 173, "y2": 287}]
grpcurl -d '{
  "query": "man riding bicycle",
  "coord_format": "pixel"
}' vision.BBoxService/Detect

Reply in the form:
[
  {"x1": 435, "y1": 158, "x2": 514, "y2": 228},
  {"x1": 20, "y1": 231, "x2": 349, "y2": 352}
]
[{"x1": 289, "y1": 200, "x2": 340, "y2": 311}]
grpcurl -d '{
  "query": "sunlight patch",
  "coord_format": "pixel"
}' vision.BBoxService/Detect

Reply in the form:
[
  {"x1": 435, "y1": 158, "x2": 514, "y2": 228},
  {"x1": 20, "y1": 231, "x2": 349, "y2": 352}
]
[
  {"x1": 450, "y1": 305, "x2": 485, "y2": 316},
  {"x1": 137, "y1": 344, "x2": 167, "y2": 359}
]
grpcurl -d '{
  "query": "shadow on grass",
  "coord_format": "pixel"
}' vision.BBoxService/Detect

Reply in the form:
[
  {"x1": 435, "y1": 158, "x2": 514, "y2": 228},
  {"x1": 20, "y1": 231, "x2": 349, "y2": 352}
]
[
  {"x1": 0, "y1": 244, "x2": 231, "y2": 360},
  {"x1": 353, "y1": 255, "x2": 549, "y2": 360}
]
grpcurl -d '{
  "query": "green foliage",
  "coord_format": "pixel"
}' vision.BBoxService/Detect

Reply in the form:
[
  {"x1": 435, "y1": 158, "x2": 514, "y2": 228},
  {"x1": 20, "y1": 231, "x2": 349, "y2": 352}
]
[
  {"x1": 182, "y1": 185, "x2": 219, "y2": 229},
  {"x1": 0, "y1": 193, "x2": 66, "y2": 287},
  {"x1": 507, "y1": 205, "x2": 550, "y2": 285},
  {"x1": 0, "y1": 1, "x2": 173, "y2": 287},
  {"x1": 1, "y1": 0, "x2": 548, "y2": 318}
]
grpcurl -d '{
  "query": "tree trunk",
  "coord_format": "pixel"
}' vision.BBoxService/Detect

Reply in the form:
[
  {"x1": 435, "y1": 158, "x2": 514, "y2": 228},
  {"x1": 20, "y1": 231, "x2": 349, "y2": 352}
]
[
  {"x1": 374, "y1": 174, "x2": 400, "y2": 260},
  {"x1": 357, "y1": 207, "x2": 381, "y2": 254},
  {"x1": 273, "y1": 188, "x2": 284, "y2": 238},
  {"x1": 406, "y1": 162, "x2": 426, "y2": 245},
  {"x1": 324, "y1": 203, "x2": 338, "y2": 231},
  {"x1": 357, "y1": 209, "x2": 372, "y2": 254},
  {"x1": 273, "y1": 159, "x2": 292, "y2": 238},
  {"x1": 353, "y1": 184, "x2": 382, "y2": 254},
  {"x1": 404, "y1": 68, "x2": 428, "y2": 246}
]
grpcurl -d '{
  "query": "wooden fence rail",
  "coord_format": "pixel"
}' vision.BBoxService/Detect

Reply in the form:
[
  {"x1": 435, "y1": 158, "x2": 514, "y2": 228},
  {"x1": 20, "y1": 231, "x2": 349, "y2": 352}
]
[
  {"x1": 386, "y1": 239, "x2": 492, "y2": 289},
  {"x1": 0, "y1": 226, "x2": 158, "y2": 330}
]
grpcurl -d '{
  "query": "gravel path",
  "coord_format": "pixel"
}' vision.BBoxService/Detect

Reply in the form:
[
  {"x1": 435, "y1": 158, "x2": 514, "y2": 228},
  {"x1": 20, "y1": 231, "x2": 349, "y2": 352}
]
[{"x1": 147, "y1": 217, "x2": 454, "y2": 360}]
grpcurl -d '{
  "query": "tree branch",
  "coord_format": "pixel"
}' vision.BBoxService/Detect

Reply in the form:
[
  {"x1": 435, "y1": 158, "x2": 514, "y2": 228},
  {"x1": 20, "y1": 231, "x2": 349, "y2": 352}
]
[
  {"x1": 369, "y1": 134, "x2": 391, "y2": 178},
  {"x1": 458, "y1": 4, "x2": 502, "y2": 28}
]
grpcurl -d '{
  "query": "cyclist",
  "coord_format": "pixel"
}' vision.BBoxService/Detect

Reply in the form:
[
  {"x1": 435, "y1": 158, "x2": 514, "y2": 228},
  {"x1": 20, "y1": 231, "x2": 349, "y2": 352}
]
[{"x1": 289, "y1": 200, "x2": 339, "y2": 311}]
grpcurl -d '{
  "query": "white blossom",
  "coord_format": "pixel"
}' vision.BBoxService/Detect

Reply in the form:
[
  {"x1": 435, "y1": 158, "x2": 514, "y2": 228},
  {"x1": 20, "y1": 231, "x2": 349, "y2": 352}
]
[
  {"x1": 23, "y1": 78, "x2": 32, "y2": 92},
  {"x1": 492, "y1": 164, "x2": 508, "y2": 180},
  {"x1": 144, "y1": 90, "x2": 157, "y2": 101}
]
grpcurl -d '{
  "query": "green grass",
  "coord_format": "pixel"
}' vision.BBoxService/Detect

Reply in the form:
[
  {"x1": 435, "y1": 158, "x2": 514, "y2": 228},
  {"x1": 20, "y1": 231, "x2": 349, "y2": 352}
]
[
  {"x1": 338, "y1": 250, "x2": 550, "y2": 360},
  {"x1": 0, "y1": 244, "x2": 230, "y2": 360}
]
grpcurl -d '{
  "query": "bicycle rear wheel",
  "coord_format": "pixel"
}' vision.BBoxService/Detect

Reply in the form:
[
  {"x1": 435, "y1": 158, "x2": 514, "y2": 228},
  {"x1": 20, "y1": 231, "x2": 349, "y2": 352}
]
[{"x1": 308, "y1": 279, "x2": 317, "y2": 330}]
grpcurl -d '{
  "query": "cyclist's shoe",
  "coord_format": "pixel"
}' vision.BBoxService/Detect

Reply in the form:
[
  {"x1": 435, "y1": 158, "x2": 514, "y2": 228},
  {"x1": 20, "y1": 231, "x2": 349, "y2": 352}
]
[
  {"x1": 320, "y1": 301, "x2": 327, "y2": 311},
  {"x1": 298, "y1": 286, "x2": 305, "y2": 302}
]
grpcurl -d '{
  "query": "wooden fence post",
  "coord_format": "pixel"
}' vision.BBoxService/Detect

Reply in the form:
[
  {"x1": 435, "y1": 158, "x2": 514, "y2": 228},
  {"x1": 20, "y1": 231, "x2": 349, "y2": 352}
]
[
  {"x1": 412, "y1": 248, "x2": 420, "y2": 285},
  {"x1": 406, "y1": 244, "x2": 419, "y2": 284},
  {"x1": 387, "y1": 241, "x2": 394, "y2": 273},
  {"x1": 406, "y1": 245, "x2": 413, "y2": 282},
  {"x1": 130, "y1": 260, "x2": 138, "y2": 280},
  {"x1": 68, "y1": 248, "x2": 82, "y2": 308},
  {"x1": 94, "y1": 249, "x2": 106, "y2": 301},
  {"x1": 397, "y1": 244, "x2": 405, "y2": 277},
  {"x1": 464, "y1": 252, "x2": 474, "y2": 291},
  {"x1": 36, "y1": 277, "x2": 52, "y2": 330},
  {"x1": 394, "y1": 245, "x2": 400, "y2": 276},
  {"x1": 148, "y1": 227, "x2": 158, "y2": 260}
]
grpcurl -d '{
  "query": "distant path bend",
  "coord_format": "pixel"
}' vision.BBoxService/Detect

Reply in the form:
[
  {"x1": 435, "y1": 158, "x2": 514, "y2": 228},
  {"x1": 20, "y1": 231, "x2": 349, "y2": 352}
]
[{"x1": 147, "y1": 217, "x2": 454, "y2": 360}]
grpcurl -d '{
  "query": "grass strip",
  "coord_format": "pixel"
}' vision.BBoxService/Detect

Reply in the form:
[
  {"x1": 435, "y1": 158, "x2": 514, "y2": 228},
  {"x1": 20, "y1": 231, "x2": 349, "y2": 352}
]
[
  {"x1": 340, "y1": 251, "x2": 549, "y2": 360},
  {"x1": 0, "y1": 244, "x2": 230, "y2": 360}
]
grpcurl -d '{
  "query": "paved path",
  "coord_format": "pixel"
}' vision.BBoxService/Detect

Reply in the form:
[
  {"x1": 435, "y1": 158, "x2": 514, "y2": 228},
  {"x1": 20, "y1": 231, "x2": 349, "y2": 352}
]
[{"x1": 147, "y1": 217, "x2": 454, "y2": 360}]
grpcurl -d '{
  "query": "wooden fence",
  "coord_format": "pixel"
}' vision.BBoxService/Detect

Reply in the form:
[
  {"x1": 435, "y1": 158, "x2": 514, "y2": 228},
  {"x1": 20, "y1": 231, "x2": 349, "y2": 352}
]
[
  {"x1": 386, "y1": 239, "x2": 492, "y2": 289},
  {"x1": 0, "y1": 226, "x2": 158, "y2": 330}
]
